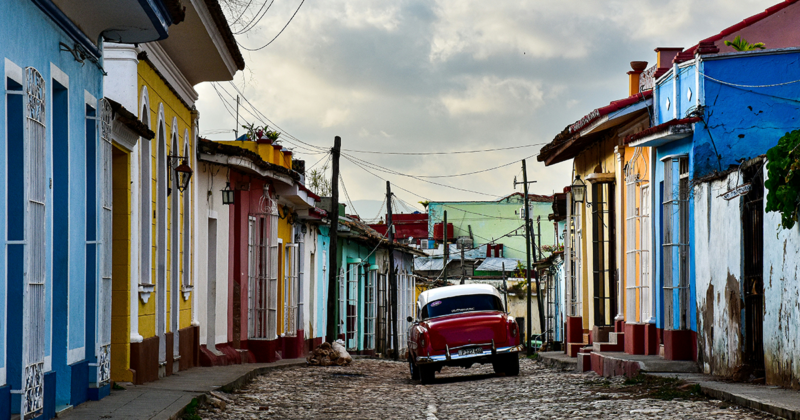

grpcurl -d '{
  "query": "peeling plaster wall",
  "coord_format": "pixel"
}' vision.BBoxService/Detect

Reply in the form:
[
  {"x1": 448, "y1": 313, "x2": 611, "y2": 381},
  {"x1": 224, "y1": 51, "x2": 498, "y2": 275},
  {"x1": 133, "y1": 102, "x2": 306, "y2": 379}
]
[
  {"x1": 693, "y1": 174, "x2": 744, "y2": 377},
  {"x1": 763, "y1": 166, "x2": 800, "y2": 389}
]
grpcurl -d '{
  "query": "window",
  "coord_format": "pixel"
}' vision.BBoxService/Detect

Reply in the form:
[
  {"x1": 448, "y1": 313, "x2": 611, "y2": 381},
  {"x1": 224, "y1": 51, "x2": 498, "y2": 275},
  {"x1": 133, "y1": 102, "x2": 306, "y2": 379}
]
[
  {"x1": 284, "y1": 243, "x2": 299, "y2": 336},
  {"x1": 591, "y1": 181, "x2": 616, "y2": 327},
  {"x1": 23, "y1": 66, "x2": 47, "y2": 418},
  {"x1": 566, "y1": 191, "x2": 582, "y2": 317},
  {"x1": 182, "y1": 139, "x2": 191, "y2": 291},
  {"x1": 249, "y1": 193, "x2": 279, "y2": 339},
  {"x1": 421, "y1": 294, "x2": 504, "y2": 319},
  {"x1": 97, "y1": 98, "x2": 112, "y2": 385},
  {"x1": 364, "y1": 269, "x2": 376, "y2": 350},
  {"x1": 139, "y1": 88, "x2": 152, "y2": 286},
  {"x1": 625, "y1": 152, "x2": 651, "y2": 323},
  {"x1": 345, "y1": 263, "x2": 359, "y2": 350},
  {"x1": 662, "y1": 156, "x2": 689, "y2": 330}
]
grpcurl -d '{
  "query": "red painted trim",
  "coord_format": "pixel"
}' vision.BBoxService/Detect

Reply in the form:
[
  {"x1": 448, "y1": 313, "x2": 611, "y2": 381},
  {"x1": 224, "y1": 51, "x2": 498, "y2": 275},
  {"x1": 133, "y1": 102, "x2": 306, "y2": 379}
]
[{"x1": 624, "y1": 117, "x2": 702, "y2": 144}]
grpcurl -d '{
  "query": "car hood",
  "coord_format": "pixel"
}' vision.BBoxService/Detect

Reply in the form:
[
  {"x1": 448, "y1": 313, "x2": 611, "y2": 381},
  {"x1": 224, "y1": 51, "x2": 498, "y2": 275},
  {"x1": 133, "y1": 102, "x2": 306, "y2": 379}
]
[{"x1": 422, "y1": 312, "x2": 508, "y2": 351}]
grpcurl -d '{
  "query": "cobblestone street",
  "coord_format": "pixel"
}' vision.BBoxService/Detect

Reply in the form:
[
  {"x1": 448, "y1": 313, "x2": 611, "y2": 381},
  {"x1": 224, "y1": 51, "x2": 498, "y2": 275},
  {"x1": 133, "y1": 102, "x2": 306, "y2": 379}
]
[{"x1": 195, "y1": 358, "x2": 777, "y2": 419}]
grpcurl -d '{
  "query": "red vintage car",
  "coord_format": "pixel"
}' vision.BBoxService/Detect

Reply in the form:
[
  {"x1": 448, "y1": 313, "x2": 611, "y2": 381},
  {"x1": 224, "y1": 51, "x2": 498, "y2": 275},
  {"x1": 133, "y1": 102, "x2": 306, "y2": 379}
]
[{"x1": 406, "y1": 284, "x2": 522, "y2": 384}]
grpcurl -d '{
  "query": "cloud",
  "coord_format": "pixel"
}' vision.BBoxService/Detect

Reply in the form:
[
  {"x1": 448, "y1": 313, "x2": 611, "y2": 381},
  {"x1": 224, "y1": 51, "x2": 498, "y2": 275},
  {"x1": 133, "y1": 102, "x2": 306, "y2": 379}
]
[{"x1": 198, "y1": 0, "x2": 779, "y2": 214}]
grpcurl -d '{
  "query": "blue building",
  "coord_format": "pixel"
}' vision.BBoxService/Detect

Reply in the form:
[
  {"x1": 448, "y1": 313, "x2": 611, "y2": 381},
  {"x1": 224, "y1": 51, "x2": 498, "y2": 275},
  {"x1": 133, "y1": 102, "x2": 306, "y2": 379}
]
[
  {"x1": 1, "y1": 0, "x2": 181, "y2": 417},
  {"x1": 626, "y1": 42, "x2": 800, "y2": 363}
]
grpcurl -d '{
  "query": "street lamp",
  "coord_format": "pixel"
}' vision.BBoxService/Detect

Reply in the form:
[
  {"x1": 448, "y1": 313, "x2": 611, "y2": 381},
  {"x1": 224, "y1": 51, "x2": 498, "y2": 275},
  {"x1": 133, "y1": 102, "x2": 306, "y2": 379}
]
[
  {"x1": 167, "y1": 155, "x2": 193, "y2": 195},
  {"x1": 571, "y1": 175, "x2": 586, "y2": 203},
  {"x1": 221, "y1": 182, "x2": 235, "y2": 205},
  {"x1": 174, "y1": 159, "x2": 193, "y2": 193}
]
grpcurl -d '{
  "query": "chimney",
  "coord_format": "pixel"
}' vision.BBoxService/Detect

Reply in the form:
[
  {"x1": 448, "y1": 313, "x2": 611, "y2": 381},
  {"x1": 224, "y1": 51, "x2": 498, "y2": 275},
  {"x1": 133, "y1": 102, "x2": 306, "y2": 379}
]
[
  {"x1": 628, "y1": 61, "x2": 647, "y2": 96},
  {"x1": 655, "y1": 47, "x2": 683, "y2": 69}
]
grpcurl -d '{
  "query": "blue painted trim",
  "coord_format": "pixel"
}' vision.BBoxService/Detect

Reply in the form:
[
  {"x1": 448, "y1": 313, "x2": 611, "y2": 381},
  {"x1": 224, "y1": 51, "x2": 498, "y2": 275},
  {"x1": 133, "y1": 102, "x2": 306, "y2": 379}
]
[
  {"x1": 87, "y1": 383, "x2": 110, "y2": 401},
  {"x1": 30, "y1": 0, "x2": 102, "y2": 59},
  {"x1": 43, "y1": 371, "x2": 56, "y2": 420},
  {"x1": 139, "y1": 0, "x2": 171, "y2": 40}
]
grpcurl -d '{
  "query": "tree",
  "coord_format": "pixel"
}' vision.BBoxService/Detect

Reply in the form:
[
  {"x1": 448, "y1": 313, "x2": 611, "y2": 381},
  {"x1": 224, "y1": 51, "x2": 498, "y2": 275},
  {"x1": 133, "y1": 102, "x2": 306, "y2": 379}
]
[
  {"x1": 723, "y1": 35, "x2": 765, "y2": 51},
  {"x1": 765, "y1": 130, "x2": 800, "y2": 229},
  {"x1": 308, "y1": 162, "x2": 332, "y2": 197}
]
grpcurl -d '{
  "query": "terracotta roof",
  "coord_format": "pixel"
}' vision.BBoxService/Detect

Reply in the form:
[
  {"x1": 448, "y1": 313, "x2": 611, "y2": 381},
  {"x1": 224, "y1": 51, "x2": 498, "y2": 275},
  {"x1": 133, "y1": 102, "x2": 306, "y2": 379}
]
[
  {"x1": 203, "y1": 0, "x2": 246, "y2": 71},
  {"x1": 339, "y1": 217, "x2": 426, "y2": 256},
  {"x1": 538, "y1": 91, "x2": 652, "y2": 163},
  {"x1": 624, "y1": 117, "x2": 701, "y2": 144},
  {"x1": 198, "y1": 138, "x2": 300, "y2": 181},
  {"x1": 684, "y1": 0, "x2": 799, "y2": 58},
  {"x1": 107, "y1": 99, "x2": 155, "y2": 140}
]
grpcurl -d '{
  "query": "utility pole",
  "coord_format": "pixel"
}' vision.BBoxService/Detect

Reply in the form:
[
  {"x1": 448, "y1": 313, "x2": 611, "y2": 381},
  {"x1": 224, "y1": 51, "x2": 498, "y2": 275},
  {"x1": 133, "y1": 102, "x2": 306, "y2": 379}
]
[
  {"x1": 326, "y1": 136, "x2": 341, "y2": 342},
  {"x1": 386, "y1": 181, "x2": 399, "y2": 360},
  {"x1": 443, "y1": 210, "x2": 448, "y2": 280},
  {"x1": 234, "y1": 95, "x2": 240, "y2": 139},
  {"x1": 533, "y1": 216, "x2": 545, "y2": 337},
  {"x1": 460, "y1": 247, "x2": 465, "y2": 284},
  {"x1": 521, "y1": 161, "x2": 533, "y2": 356}
]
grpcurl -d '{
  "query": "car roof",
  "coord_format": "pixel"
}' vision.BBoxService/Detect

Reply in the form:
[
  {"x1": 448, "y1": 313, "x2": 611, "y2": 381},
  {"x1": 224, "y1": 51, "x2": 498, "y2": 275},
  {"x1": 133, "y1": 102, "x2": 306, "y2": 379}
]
[{"x1": 417, "y1": 284, "x2": 502, "y2": 308}]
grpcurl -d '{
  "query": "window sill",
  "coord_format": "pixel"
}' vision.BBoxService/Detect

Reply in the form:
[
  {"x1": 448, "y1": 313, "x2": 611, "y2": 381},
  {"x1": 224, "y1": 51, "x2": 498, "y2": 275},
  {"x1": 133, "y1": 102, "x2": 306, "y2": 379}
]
[
  {"x1": 138, "y1": 283, "x2": 155, "y2": 304},
  {"x1": 181, "y1": 286, "x2": 193, "y2": 301}
]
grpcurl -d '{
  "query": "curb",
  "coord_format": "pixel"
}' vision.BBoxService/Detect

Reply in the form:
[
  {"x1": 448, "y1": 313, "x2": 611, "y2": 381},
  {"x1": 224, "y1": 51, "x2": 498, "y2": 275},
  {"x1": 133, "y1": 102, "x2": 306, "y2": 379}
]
[
  {"x1": 537, "y1": 354, "x2": 578, "y2": 372},
  {"x1": 688, "y1": 381, "x2": 800, "y2": 420},
  {"x1": 170, "y1": 360, "x2": 308, "y2": 420}
]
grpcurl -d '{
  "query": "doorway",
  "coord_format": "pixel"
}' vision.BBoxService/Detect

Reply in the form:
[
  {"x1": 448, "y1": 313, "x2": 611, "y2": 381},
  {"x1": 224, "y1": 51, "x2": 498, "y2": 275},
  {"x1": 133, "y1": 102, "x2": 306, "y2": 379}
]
[{"x1": 742, "y1": 162, "x2": 764, "y2": 376}]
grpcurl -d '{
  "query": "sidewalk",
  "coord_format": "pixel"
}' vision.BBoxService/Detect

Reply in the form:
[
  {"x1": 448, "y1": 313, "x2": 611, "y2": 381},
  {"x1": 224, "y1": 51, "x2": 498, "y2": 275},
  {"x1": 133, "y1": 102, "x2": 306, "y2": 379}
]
[
  {"x1": 539, "y1": 352, "x2": 800, "y2": 420},
  {"x1": 651, "y1": 372, "x2": 800, "y2": 420},
  {"x1": 57, "y1": 358, "x2": 308, "y2": 420}
]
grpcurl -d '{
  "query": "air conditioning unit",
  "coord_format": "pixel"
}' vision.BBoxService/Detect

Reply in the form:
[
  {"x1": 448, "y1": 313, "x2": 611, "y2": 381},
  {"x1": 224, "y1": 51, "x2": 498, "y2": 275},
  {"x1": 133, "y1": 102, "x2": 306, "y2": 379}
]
[{"x1": 420, "y1": 239, "x2": 429, "y2": 249}]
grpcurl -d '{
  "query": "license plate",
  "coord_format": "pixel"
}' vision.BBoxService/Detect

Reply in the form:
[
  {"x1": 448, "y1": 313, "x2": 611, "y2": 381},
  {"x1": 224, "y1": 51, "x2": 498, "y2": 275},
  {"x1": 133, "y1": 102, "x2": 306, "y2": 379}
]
[{"x1": 458, "y1": 347, "x2": 483, "y2": 356}]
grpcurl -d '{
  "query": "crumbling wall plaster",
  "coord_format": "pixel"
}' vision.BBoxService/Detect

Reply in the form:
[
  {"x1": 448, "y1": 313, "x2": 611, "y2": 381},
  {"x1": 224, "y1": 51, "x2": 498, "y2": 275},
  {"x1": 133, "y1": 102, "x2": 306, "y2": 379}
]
[{"x1": 693, "y1": 176, "x2": 744, "y2": 377}]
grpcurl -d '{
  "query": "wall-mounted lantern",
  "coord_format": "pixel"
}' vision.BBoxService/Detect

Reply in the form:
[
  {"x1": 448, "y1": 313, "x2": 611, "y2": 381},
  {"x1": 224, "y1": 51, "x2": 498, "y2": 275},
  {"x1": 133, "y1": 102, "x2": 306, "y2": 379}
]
[
  {"x1": 167, "y1": 155, "x2": 193, "y2": 195},
  {"x1": 221, "y1": 182, "x2": 235, "y2": 205},
  {"x1": 571, "y1": 175, "x2": 586, "y2": 203}
]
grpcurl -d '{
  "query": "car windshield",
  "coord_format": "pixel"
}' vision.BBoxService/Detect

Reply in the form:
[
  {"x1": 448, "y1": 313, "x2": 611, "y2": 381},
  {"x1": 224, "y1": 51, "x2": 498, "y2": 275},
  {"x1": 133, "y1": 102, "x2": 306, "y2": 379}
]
[{"x1": 421, "y1": 294, "x2": 504, "y2": 319}]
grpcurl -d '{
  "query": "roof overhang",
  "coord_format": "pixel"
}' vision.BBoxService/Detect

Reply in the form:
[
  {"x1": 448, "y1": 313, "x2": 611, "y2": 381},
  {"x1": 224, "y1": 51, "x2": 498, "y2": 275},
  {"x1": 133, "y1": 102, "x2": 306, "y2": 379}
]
[
  {"x1": 275, "y1": 182, "x2": 316, "y2": 209},
  {"x1": 626, "y1": 118, "x2": 699, "y2": 148},
  {"x1": 49, "y1": 0, "x2": 178, "y2": 48},
  {"x1": 157, "y1": 0, "x2": 244, "y2": 85},
  {"x1": 540, "y1": 92, "x2": 652, "y2": 166},
  {"x1": 199, "y1": 152, "x2": 295, "y2": 186}
]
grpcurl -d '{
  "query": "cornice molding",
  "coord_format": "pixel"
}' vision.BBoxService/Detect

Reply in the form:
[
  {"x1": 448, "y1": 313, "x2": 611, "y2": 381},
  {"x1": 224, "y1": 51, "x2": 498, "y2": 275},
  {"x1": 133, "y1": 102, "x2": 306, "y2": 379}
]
[{"x1": 140, "y1": 42, "x2": 199, "y2": 106}]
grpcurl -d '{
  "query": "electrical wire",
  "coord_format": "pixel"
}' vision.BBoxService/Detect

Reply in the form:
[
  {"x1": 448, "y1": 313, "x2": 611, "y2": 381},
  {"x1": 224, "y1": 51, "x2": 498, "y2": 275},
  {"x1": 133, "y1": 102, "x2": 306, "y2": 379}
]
[
  {"x1": 226, "y1": 0, "x2": 257, "y2": 28},
  {"x1": 339, "y1": 173, "x2": 360, "y2": 220},
  {"x1": 237, "y1": 0, "x2": 305, "y2": 51},
  {"x1": 233, "y1": 0, "x2": 275, "y2": 35},
  {"x1": 343, "y1": 154, "x2": 503, "y2": 198},
  {"x1": 342, "y1": 150, "x2": 539, "y2": 178},
  {"x1": 344, "y1": 143, "x2": 548, "y2": 155}
]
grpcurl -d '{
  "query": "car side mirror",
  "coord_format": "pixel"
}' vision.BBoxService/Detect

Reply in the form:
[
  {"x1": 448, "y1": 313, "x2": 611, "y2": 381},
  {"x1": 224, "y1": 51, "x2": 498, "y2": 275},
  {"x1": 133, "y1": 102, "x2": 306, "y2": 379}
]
[{"x1": 406, "y1": 316, "x2": 413, "y2": 323}]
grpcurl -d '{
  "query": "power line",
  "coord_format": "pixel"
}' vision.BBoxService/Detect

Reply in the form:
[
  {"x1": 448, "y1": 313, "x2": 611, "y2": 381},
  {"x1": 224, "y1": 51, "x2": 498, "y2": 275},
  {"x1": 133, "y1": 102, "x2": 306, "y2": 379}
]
[
  {"x1": 343, "y1": 150, "x2": 538, "y2": 178},
  {"x1": 342, "y1": 154, "x2": 502, "y2": 198},
  {"x1": 343, "y1": 143, "x2": 548, "y2": 155},
  {"x1": 233, "y1": 0, "x2": 275, "y2": 35},
  {"x1": 238, "y1": 0, "x2": 305, "y2": 51}
]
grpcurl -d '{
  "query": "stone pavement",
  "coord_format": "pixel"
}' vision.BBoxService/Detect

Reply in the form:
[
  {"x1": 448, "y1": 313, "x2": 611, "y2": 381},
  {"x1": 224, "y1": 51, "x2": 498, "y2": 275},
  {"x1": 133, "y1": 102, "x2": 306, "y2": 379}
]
[
  {"x1": 56, "y1": 358, "x2": 307, "y2": 420},
  {"x1": 195, "y1": 358, "x2": 776, "y2": 419},
  {"x1": 540, "y1": 351, "x2": 800, "y2": 420},
  {"x1": 651, "y1": 373, "x2": 800, "y2": 420}
]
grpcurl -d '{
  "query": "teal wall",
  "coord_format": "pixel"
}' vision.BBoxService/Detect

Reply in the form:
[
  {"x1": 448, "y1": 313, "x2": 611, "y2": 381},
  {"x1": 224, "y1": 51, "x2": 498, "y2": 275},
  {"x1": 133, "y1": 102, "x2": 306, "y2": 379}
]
[{"x1": 428, "y1": 196, "x2": 559, "y2": 261}]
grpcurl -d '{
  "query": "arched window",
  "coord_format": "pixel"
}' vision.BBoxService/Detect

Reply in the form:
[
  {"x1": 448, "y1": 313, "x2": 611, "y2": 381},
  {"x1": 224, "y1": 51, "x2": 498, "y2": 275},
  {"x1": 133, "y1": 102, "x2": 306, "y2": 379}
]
[
  {"x1": 155, "y1": 104, "x2": 168, "y2": 363},
  {"x1": 169, "y1": 118, "x2": 180, "y2": 359},
  {"x1": 139, "y1": 87, "x2": 152, "y2": 288},
  {"x1": 182, "y1": 132, "x2": 191, "y2": 292}
]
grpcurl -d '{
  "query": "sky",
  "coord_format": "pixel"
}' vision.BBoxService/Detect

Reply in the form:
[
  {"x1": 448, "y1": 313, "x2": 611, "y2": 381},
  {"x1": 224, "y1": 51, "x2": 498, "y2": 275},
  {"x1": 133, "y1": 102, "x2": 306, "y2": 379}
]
[{"x1": 197, "y1": 0, "x2": 779, "y2": 220}]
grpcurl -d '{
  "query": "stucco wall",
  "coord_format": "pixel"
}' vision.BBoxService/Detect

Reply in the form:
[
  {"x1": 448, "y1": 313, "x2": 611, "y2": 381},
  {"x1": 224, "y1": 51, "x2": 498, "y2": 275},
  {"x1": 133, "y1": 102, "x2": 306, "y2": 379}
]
[
  {"x1": 427, "y1": 199, "x2": 556, "y2": 261},
  {"x1": 763, "y1": 166, "x2": 800, "y2": 389},
  {"x1": 195, "y1": 161, "x2": 230, "y2": 348},
  {"x1": 693, "y1": 174, "x2": 744, "y2": 377}
]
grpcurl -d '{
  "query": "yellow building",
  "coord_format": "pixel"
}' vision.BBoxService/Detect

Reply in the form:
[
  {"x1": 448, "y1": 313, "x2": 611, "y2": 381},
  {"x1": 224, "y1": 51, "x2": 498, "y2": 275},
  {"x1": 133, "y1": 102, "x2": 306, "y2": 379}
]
[
  {"x1": 103, "y1": 0, "x2": 244, "y2": 384},
  {"x1": 538, "y1": 59, "x2": 661, "y2": 356}
]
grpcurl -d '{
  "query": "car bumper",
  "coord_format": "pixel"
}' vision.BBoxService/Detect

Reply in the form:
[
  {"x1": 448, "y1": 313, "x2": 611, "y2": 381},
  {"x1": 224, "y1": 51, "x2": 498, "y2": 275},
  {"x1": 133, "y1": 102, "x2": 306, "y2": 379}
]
[{"x1": 415, "y1": 344, "x2": 524, "y2": 365}]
